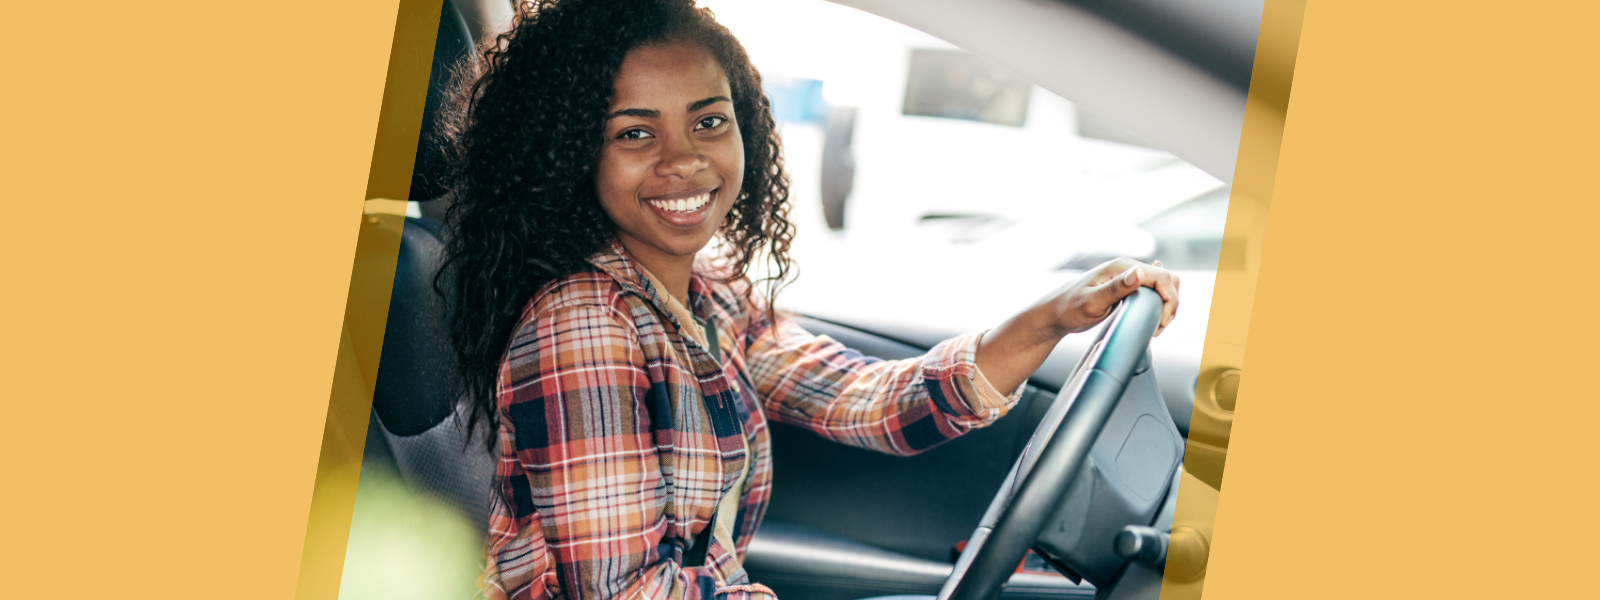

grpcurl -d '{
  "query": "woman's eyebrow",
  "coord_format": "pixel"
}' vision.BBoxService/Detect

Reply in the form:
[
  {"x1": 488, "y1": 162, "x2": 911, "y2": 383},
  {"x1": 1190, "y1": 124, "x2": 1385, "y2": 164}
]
[
  {"x1": 606, "y1": 107, "x2": 658, "y2": 120},
  {"x1": 605, "y1": 96, "x2": 730, "y2": 120},
  {"x1": 687, "y1": 96, "x2": 731, "y2": 112}
]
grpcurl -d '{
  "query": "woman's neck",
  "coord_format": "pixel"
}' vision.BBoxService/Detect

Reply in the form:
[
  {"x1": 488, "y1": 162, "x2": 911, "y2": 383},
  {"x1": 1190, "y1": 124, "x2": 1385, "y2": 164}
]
[{"x1": 616, "y1": 234, "x2": 695, "y2": 307}]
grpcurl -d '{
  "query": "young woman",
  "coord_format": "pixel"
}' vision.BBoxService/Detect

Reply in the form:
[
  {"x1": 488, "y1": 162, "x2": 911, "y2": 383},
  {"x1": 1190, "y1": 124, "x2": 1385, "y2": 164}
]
[{"x1": 439, "y1": 1, "x2": 1180, "y2": 599}]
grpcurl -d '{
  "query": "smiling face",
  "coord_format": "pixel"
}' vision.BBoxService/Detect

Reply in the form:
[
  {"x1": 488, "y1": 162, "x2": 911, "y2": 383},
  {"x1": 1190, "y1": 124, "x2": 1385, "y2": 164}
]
[{"x1": 596, "y1": 39, "x2": 744, "y2": 276}]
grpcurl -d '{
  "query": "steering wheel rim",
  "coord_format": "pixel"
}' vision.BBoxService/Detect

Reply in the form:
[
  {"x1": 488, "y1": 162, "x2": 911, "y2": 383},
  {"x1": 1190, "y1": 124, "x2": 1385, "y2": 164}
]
[{"x1": 938, "y1": 287, "x2": 1166, "y2": 600}]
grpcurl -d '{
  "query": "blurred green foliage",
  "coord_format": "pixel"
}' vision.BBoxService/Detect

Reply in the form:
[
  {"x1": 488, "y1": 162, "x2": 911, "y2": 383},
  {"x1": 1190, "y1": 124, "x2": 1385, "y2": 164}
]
[{"x1": 337, "y1": 468, "x2": 481, "y2": 600}]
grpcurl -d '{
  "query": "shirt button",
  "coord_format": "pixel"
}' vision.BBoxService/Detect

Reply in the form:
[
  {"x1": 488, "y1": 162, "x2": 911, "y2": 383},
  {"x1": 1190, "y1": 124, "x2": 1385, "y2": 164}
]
[{"x1": 731, "y1": 381, "x2": 742, "y2": 393}]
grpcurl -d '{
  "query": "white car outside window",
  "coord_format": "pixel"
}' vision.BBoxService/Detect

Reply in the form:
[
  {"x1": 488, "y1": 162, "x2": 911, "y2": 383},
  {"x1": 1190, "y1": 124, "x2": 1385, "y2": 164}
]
[{"x1": 704, "y1": 0, "x2": 1227, "y2": 349}]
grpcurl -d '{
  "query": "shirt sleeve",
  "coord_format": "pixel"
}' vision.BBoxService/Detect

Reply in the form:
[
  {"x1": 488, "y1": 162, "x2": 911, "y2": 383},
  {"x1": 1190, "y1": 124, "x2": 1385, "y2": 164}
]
[
  {"x1": 744, "y1": 310, "x2": 1023, "y2": 457},
  {"x1": 484, "y1": 302, "x2": 777, "y2": 600}
]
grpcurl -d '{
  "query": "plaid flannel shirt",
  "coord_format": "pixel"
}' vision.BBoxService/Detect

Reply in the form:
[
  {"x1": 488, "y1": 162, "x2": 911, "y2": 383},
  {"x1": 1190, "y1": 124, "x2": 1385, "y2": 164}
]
[{"x1": 481, "y1": 242, "x2": 1022, "y2": 600}]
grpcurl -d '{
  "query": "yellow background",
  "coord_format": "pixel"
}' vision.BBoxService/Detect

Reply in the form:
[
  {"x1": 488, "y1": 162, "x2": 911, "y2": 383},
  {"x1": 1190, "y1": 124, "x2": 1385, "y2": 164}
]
[
  {"x1": 3, "y1": 1, "x2": 1597, "y2": 599},
  {"x1": 1205, "y1": 1, "x2": 1599, "y2": 598},
  {"x1": 2, "y1": 1, "x2": 400, "y2": 598}
]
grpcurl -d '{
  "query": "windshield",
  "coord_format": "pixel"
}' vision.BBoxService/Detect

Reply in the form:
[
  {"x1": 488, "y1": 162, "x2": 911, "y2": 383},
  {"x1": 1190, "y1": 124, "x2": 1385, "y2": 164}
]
[
  {"x1": 704, "y1": 0, "x2": 1229, "y2": 340},
  {"x1": 1140, "y1": 186, "x2": 1234, "y2": 271}
]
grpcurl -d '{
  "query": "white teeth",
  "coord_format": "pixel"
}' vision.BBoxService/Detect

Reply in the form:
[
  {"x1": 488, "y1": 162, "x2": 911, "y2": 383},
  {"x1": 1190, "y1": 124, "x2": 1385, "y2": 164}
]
[{"x1": 650, "y1": 192, "x2": 713, "y2": 214}]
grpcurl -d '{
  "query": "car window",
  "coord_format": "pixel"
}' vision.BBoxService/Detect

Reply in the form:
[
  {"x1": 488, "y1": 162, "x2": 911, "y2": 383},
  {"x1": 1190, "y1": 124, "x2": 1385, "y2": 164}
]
[
  {"x1": 1140, "y1": 186, "x2": 1232, "y2": 271},
  {"x1": 901, "y1": 49, "x2": 1032, "y2": 127},
  {"x1": 704, "y1": 0, "x2": 1228, "y2": 335}
]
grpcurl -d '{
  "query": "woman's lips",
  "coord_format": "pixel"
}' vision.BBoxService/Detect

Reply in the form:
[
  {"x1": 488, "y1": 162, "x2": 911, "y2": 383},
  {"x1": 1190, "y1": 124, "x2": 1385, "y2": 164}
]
[{"x1": 643, "y1": 188, "x2": 716, "y2": 226}]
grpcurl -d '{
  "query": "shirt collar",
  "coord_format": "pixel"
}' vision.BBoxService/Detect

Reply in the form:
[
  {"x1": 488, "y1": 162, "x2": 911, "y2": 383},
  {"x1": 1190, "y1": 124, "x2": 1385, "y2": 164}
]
[{"x1": 587, "y1": 238, "x2": 714, "y2": 321}]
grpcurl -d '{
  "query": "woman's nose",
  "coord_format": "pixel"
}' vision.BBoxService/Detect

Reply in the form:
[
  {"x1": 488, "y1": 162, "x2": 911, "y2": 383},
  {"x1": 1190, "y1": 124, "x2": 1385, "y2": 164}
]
[{"x1": 654, "y1": 133, "x2": 708, "y2": 179}]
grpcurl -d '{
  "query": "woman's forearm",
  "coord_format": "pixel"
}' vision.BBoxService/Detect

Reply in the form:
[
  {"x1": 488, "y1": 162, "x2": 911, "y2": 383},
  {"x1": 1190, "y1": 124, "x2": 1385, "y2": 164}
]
[
  {"x1": 973, "y1": 258, "x2": 1179, "y2": 397},
  {"x1": 975, "y1": 300, "x2": 1068, "y2": 398}
]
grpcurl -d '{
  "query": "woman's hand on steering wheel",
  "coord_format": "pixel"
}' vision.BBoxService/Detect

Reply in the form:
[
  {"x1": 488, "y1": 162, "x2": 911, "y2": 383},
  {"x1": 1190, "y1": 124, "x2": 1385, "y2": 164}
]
[
  {"x1": 1051, "y1": 258, "x2": 1180, "y2": 337},
  {"x1": 975, "y1": 257, "x2": 1178, "y2": 399}
]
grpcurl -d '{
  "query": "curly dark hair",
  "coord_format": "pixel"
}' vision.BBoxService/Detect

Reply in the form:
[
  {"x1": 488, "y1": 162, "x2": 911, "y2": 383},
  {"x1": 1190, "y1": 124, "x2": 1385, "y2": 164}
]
[{"x1": 436, "y1": 0, "x2": 795, "y2": 447}]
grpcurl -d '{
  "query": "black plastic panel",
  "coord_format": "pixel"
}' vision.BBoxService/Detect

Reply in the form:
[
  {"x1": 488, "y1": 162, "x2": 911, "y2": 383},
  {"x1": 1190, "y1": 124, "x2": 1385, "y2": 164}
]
[
  {"x1": 1034, "y1": 360, "x2": 1183, "y2": 587},
  {"x1": 765, "y1": 319, "x2": 1059, "y2": 564},
  {"x1": 746, "y1": 523, "x2": 1093, "y2": 600}
]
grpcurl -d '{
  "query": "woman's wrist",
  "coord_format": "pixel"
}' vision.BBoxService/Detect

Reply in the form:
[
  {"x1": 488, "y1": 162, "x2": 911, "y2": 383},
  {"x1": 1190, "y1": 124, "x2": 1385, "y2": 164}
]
[
  {"x1": 975, "y1": 302, "x2": 1071, "y2": 397},
  {"x1": 1036, "y1": 294, "x2": 1078, "y2": 344}
]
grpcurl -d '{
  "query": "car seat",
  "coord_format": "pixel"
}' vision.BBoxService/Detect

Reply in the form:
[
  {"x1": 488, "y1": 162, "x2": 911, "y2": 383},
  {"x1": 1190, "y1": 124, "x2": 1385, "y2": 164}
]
[{"x1": 357, "y1": 0, "x2": 500, "y2": 540}]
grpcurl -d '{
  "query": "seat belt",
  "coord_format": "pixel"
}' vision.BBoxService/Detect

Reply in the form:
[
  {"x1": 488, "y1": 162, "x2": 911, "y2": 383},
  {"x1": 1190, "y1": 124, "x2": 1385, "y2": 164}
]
[
  {"x1": 683, "y1": 509, "x2": 717, "y2": 568},
  {"x1": 683, "y1": 317, "x2": 722, "y2": 569}
]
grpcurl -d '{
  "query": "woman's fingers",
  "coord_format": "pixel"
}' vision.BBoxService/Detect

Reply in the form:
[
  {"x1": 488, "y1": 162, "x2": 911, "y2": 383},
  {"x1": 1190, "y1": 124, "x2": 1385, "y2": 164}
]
[
  {"x1": 1065, "y1": 258, "x2": 1181, "y2": 335},
  {"x1": 1154, "y1": 280, "x2": 1178, "y2": 336},
  {"x1": 1095, "y1": 264, "x2": 1141, "y2": 315},
  {"x1": 1145, "y1": 264, "x2": 1179, "y2": 336},
  {"x1": 1123, "y1": 265, "x2": 1142, "y2": 286},
  {"x1": 1108, "y1": 261, "x2": 1180, "y2": 337}
]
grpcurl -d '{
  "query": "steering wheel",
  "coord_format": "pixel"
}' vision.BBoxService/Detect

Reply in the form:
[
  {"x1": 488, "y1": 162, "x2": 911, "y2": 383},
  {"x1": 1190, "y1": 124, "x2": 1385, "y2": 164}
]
[{"x1": 937, "y1": 287, "x2": 1167, "y2": 600}]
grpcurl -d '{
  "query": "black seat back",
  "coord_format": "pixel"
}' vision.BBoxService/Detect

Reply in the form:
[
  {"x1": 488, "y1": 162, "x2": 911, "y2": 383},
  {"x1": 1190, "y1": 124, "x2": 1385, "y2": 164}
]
[
  {"x1": 373, "y1": 218, "x2": 454, "y2": 435},
  {"x1": 365, "y1": 0, "x2": 497, "y2": 539}
]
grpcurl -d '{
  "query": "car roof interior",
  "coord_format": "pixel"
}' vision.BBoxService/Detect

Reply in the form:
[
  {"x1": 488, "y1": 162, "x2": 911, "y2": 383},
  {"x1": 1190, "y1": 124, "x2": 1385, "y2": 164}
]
[{"x1": 832, "y1": 0, "x2": 1260, "y2": 185}]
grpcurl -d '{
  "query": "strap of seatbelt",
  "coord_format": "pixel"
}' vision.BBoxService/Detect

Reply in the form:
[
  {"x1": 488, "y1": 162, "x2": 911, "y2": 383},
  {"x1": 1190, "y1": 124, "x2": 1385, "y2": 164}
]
[
  {"x1": 684, "y1": 315, "x2": 721, "y2": 569},
  {"x1": 683, "y1": 508, "x2": 716, "y2": 568},
  {"x1": 703, "y1": 315, "x2": 721, "y2": 364}
]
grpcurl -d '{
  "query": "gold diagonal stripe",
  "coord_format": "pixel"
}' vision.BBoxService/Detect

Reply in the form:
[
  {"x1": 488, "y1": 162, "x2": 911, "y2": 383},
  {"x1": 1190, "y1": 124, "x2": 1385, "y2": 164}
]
[
  {"x1": 1161, "y1": 1, "x2": 1308, "y2": 598},
  {"x1": 291, "y1": 0, "x2": 441, "y2": 598}
]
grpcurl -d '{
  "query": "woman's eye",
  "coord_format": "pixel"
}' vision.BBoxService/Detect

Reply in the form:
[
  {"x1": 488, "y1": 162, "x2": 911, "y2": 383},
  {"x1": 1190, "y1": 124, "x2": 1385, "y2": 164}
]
[
  {"x1": 615, "y1": 128, "x2": 652, "y2": 141},
  {"x1": 696, "y1": 116, "x2": 727, "y2": 130}
]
